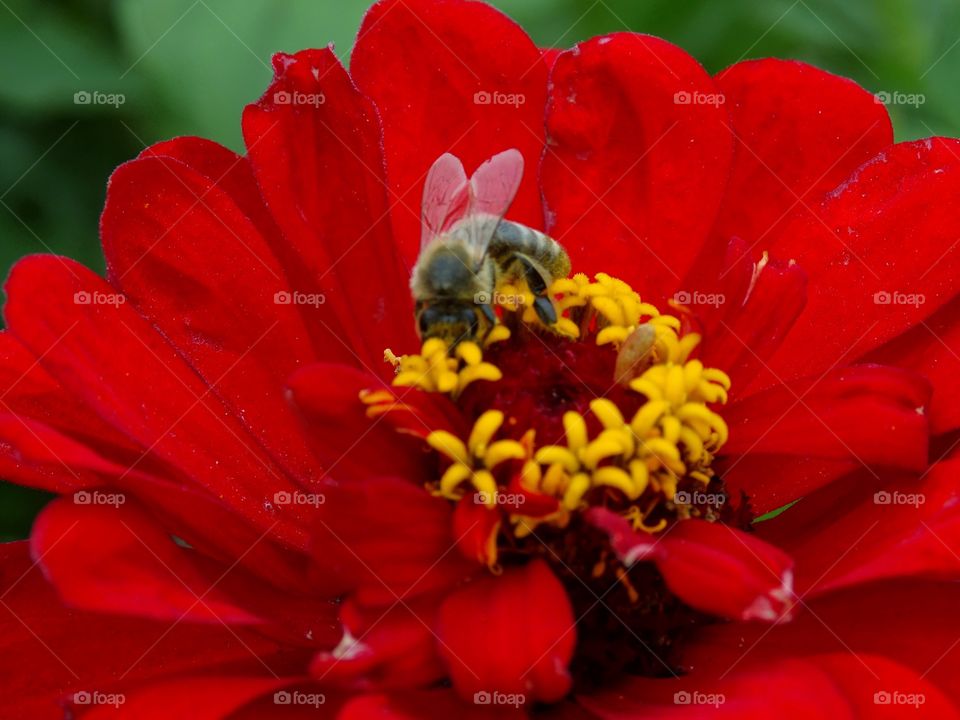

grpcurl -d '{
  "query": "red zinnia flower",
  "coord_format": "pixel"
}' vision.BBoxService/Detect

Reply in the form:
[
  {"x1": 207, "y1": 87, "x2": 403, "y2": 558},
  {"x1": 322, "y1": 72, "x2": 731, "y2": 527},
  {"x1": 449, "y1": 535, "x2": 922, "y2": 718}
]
[{"x1": 2, "y1": 0, "x2": 959, "y2": 717}]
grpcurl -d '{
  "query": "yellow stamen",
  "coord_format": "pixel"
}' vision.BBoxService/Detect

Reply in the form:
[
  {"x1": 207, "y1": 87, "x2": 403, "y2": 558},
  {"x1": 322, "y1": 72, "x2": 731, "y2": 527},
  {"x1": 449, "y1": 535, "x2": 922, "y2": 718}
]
[{"x1": 391, "y1": 339, "x2": 501, "y2": 397}]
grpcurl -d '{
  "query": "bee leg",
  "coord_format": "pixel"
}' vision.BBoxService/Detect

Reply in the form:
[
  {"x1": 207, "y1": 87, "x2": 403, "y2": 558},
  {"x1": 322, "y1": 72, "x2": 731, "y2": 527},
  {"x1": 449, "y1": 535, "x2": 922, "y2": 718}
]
[
  {"x1": 533, "y1": 296, "x2": 557, "y2": 325},
  {"x1": 517, "y1": 256, "x2": 557, "y2": 325},
  {"x1": 478, "y1": 303, "x2": 497, "y2": 326}
]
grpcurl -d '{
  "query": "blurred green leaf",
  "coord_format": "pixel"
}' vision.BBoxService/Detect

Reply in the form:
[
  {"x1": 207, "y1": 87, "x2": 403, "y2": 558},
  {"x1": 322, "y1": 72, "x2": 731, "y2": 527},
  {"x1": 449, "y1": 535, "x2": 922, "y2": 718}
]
[{"x1": 113, "y1": 0, "x2": 371, "y2": 150}]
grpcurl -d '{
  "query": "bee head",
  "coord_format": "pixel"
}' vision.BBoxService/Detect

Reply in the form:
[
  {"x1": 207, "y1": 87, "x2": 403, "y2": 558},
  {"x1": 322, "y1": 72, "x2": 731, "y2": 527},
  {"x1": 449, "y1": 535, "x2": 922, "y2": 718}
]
[{"x1": 416, "y1": 301, "x2": 481, "y2": 345}]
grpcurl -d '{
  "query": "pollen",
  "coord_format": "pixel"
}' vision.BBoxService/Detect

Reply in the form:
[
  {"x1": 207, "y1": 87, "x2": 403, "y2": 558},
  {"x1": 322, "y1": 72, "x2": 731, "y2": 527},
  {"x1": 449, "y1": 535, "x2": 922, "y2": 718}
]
[
  {"x1": 427, "y1": 410, "x2": 526, "y2": 507},
  {"x1": 390, "y1": 338, "x2": 503, "y2": 396},
  {"x1": 370, "y1": 268, "x2": 734, "y2": 573}
]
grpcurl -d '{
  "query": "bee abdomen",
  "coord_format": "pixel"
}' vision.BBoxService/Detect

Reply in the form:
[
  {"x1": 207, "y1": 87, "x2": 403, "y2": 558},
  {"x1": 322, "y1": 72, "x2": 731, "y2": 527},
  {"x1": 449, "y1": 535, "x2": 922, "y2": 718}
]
[{"x1": 493, "y1": 220, "x2": 570, "y2": 280}]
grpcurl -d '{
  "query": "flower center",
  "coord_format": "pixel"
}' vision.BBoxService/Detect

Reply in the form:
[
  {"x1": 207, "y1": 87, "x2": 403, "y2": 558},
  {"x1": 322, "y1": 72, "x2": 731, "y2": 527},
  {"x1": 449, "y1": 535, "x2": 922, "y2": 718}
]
[{"x1": 364, "y1": 272, "x2": 742, "y2": 682}]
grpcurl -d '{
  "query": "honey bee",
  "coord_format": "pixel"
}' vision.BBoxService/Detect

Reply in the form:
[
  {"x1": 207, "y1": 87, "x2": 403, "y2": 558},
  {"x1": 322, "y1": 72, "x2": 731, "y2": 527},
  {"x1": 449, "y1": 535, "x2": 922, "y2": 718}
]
[{"x1": 411, "y1": 149, "x2": 571, "y2": 344}]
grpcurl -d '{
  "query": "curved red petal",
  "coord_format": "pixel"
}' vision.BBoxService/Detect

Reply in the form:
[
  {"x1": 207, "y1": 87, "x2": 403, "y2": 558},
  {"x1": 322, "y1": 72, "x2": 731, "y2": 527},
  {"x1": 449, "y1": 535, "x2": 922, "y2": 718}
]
[
  {"x1": 588, "y1": 510, "x2": 795, "y2": 622},
  {"x1": 436, "y1": 558, "x2": 575, "y2": 704},
  {"x1": 32, "y1": 497, "x2": 263, "y2": 623},
  {"x1": 865, "y1": 293, "x2": 960, "y2": 434},
  {"x1": 720, "y1": 364, "x2": 930, "y2": 507},
  {"x1": 765, "y1": 137, "x2": 960, "y2": 382},
  {"x1": 101, "y1": 154, "x2": 322, "y2": 481},
  {"x1": 0, "y1": 541, "x2": 289, "y2": 719},
  {"x1": 242, "y1": 48, "x2": 415, "y2": 373},
  {"x1": 580, "y1": 653, "x2": 956, "y2": 719},
  {"x1": 286, "y1": 363, "x2": 430, "y2": 482},
  {"x1": 685, "y1": 579, "x2": 960, "y2": 708},
  {"x1": 759, "y1": 458, "x2": 960, "y2": 596},
  {"x1": 712, "y1": 59, "x2": 892, "y2": 254},
  {"x1": 3, "y1": 256, "x2": 312, "y2": 548},
  {"x1": 352, "y1": 0, "x2": 549, "y2": 266},
  {"x1": 310, "y1": 477, "x2": 472, "y2": 605},
  {"x1": 542, "y1": 33, "x2": 733, "y2": 301}
]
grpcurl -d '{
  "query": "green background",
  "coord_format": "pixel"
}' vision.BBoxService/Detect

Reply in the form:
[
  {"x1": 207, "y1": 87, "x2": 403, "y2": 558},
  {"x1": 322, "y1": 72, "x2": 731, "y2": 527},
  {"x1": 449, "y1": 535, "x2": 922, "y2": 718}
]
[{"x1": 1, "y1": 0, "x2": 957, "y2": 539}]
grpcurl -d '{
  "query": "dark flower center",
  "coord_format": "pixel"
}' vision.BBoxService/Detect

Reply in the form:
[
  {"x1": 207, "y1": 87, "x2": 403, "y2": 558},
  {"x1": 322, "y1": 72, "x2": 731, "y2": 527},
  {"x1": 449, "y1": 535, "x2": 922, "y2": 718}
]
[{"x1": 369, "y1": 272, "x2": 747, "y2": 686}]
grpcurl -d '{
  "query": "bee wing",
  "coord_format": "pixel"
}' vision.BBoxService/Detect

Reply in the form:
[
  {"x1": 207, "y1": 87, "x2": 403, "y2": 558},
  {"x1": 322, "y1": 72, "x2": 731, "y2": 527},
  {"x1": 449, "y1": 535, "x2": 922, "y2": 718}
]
[
  {"x1": 459, "y1": 148, "x2": 525, "y2": 269},
  {"x1": 421, "y1": 153, "x2": 470, "y2": 251}
]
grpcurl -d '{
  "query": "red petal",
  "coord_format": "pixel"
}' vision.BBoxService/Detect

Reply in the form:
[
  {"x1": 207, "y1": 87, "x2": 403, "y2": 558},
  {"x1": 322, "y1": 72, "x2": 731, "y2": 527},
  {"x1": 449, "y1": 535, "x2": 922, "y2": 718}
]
[
  {"x1": 760, "y1": 458, "x2": 960, "y2": 595},
  {"x1": 30, "y1": 497, "x2": 267, "y2": 623},
  {"x1": 0, "y1": 331, "x2": 141, "y2": 461},
  {"x1": 765, "y1": 137, "x2": 960, "y2": 382},
  {"x1": 866, "y1": 293, "x2": 960, "y2": 434},
  {"x1": 452, "y1": 497, "x2": 501, "y2": 569},
  {"x1": 436, "y1": 559, "x2": 574, "y2": 703},
  {"x1": 339, "y1": 690, "x2": 518, "y2": 719},
  {"x1": 588, "y1": 510, "x2": 795, "y2": 622},
  {"x1": 73, "y1": 677, "x2": 290, "y2": 720},
  {"x1": 242, "y1": 48, "x2": 415, "y2": 372},
  {"x1": 309, "y1": 596, "x2": 446, "y2": 690},
  {"x1": 720, "y1": 364, "x2": 930, "y2": 511},
  {"x1": 3, "y1": 256, "x2": 312, "y2": 549},
  {"x1": 699, "y1": 252, "x2": 807, "y2": 396},
  {"x1": 542, "y1": 33, "x2": 733, "y2": 301},
  {"x1": 580, "y1": 653, "x2": 956, "y2": 719},
  {"x1": 352, "y1": 0, "x2": 549, "y2": 266},
  {"x1": 137, "y1": 137, "x2": 280, "y2": 245},
  {"x1": 685, "y1": 579, "x2": 960, "y2": 707},
  {"x1": 101, "y1": 153, "x2": 322, "y2": 481},
  {"x1": 711, "y1": 59, "x2": 892, "y2": 253},
  {"x1": 310, "y1": 477, "x2": 473, "y2": 606},
  {"x1": 0, "y1": 541, "x2": 291, "y2": 719},
  {"x1": 286, "y1": 363, "x2": 433, "y2": 482}
]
